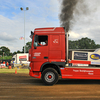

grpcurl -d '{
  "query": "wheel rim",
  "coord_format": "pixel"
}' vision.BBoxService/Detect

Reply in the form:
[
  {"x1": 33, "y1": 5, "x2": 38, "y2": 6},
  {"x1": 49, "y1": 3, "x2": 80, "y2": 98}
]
[{"x1": 44, "y1": 72, "x2": 55, "y2": 83}]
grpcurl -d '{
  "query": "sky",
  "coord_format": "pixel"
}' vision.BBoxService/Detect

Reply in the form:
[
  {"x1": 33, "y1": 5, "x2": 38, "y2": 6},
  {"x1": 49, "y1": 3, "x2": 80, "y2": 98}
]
[{"x1": 0, "y1": 0, "x2": 100, "y2": 52}]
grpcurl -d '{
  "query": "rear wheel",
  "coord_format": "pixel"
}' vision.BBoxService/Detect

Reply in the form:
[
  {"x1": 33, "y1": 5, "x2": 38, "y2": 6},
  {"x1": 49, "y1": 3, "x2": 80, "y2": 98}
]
[{"x1": 42, "y1": 68, "x2": 59, "y2": 85}]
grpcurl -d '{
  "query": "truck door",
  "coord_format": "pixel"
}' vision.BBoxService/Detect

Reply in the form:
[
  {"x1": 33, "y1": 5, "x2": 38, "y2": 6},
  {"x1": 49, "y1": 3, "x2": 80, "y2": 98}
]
[{"x1": 32, "y1": 35, "x2": 48, "y2": 62}]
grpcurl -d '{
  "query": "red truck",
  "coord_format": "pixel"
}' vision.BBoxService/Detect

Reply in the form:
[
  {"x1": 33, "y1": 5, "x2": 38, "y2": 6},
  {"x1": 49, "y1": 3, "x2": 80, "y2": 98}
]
[{"x1": 29, "y1": 27, "x2": 100, "y2": 85}]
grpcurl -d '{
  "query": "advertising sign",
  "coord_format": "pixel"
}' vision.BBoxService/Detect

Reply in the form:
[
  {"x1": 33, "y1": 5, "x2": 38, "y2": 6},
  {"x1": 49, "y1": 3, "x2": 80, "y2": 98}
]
[
  {"x1": 90, "y1": 54, "x2": 100, "y2": 60},
  {"x1": 74, "y1": 52, "x2": 88, "y2": 60},
  {"x1": 19, "y1": 55, "x2": 27, "y2": 61}
]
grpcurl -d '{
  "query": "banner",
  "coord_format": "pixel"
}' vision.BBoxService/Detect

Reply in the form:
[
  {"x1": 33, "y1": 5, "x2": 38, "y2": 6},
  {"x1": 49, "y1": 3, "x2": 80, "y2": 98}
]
[{"x1": 74, "y1": 52, "x2": 88, "y2": 60}]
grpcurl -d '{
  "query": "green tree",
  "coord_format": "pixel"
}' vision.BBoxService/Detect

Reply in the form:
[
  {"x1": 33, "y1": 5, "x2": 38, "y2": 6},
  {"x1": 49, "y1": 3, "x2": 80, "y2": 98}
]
[
  {"x1": 69, "y1": 37, "x2": 100, "y2": 49},
  {"x1": 17, "y1": 50, "x2": 22, "y2": 53},
  {"x1": 22, "y1": 41, "x2": 32, "y2": 53},
  {"x1": 0, "y1": 46, "x2": 10, "y2": 56},
  {"x1": 12, "y1": 52, "x2": 17, "y2": 56},
  {"x1": 78, "y1": 37, "x2": 96, "y2": 49},
  {"x1": 12, "y1": 50, "x2": 22, "y2": 56},
  {"x1": 69, "y1": 40, "x2": 79, "y2": 49}
]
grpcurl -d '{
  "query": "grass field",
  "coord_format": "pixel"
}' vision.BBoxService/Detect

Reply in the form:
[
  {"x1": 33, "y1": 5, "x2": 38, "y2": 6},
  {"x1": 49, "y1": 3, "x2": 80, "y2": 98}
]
[{"x1": 0, "y1": 68, "x2": 29, "y2": 74}]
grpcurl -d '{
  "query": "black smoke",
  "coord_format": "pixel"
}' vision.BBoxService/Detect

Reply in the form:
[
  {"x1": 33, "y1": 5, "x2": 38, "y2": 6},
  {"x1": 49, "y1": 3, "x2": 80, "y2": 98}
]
[{"x1": 59, "y1": 0, "x2": 79, "y2": 32}]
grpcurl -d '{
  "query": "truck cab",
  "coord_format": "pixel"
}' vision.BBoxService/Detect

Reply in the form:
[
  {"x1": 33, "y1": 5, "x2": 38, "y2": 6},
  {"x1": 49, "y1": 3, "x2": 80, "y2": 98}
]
[{"x1": 29, "y1": 27, "x2": 66, "y2": 85}]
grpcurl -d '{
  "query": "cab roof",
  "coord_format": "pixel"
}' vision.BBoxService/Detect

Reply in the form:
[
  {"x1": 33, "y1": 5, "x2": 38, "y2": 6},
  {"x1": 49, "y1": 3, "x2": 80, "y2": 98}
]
[{"x1": 34, "y1": 27, "x2": 65, "y2": 35}]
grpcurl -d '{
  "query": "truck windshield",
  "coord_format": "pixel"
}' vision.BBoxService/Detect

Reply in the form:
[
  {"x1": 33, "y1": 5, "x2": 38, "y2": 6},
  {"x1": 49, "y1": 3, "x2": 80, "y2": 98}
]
[
  {"x1": 34, "y1": 35, "x2": 48, "y2": 47},
  {"x1": 12, "y1": 58, "x2": 15, "y2": 61}
]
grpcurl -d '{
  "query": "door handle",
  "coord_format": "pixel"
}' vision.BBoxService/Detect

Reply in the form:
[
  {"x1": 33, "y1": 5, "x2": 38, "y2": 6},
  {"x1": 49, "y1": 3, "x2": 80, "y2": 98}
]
[{"x1": 44, "y1": 57, "x2": 48, "y2": 59}]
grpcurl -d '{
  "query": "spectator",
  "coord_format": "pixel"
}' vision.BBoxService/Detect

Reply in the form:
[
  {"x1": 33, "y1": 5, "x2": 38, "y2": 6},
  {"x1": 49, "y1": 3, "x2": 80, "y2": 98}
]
[{"x1": 11, "y1": 60, "x2": 14, "y2": 69}]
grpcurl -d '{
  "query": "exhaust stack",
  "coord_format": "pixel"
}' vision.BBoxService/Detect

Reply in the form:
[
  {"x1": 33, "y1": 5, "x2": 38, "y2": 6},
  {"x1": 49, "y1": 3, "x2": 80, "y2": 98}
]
[{"x1": 65, "y1": 29, "x2": 69, "y2": 64}]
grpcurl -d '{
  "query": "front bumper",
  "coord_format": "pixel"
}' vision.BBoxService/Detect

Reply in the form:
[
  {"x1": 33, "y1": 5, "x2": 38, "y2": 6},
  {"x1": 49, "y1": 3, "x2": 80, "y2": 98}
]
[{"x1": 29, "y1": 71, "x2": 41, "y2": 79}]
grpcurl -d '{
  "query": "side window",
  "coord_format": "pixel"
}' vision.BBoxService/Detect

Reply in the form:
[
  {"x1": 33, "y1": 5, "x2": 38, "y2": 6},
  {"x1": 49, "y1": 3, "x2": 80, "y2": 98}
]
[
  {"x1": 34, "y1": 35, "x2": 38, "y2": 47},
  {"x1": 34, "y1": 35, "x2": 48, "y2": 47}
]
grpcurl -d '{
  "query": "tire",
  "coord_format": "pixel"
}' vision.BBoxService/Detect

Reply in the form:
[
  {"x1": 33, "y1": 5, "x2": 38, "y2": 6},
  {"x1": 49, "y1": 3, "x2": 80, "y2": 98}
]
[{"x1": 42, "y1": 68, "x2": 59, "y2": 85}]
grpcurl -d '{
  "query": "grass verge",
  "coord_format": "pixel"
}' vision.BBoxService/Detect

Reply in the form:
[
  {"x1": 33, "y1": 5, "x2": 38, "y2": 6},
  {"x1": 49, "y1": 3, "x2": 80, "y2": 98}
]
[{"x1": 0, "y1": 68, "x2": 29, "y2": 74}]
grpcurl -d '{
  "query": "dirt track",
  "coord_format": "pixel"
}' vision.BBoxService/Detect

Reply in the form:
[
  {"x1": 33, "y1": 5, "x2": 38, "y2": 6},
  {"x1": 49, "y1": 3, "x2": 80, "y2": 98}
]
[{"x1": 0, "y1": 73, "x2": 100, "y2": 100}]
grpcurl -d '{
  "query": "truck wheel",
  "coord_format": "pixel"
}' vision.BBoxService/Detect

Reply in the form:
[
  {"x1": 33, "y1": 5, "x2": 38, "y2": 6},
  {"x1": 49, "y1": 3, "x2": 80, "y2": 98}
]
[{"x1": 42, "y1": 68, "x2": 59, "y2": 85}]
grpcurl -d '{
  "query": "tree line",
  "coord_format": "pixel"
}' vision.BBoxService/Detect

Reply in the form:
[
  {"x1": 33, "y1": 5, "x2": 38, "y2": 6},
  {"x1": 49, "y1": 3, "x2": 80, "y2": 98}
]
[
  {"x1": 0, "y1": 37, "x2": 100, "y2": 60},
  {"x1": 0, "y1": 42, "x2": 31, "y2": 60},
  {"x1": 69, "y1": 37, "x2": 100, "y2": 49}
]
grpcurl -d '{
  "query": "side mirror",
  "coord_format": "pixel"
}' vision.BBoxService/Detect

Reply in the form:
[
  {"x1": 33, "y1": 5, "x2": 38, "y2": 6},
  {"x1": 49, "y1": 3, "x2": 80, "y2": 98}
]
[
  {"x1": 30, "y1": 31, "x2": 34, "y2": 39},
  {"x1": 34, "y1": 46, "x2": 37, "y2": 49}
]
